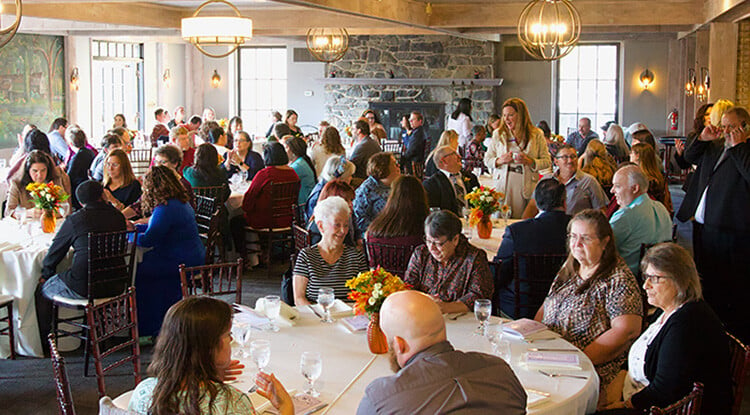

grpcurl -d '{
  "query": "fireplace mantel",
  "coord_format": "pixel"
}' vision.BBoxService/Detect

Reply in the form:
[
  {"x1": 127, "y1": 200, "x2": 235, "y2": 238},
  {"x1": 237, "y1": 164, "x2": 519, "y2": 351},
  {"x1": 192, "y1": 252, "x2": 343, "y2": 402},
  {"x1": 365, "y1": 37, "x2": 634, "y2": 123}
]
[{"x1": 316, "y1": 78, "x2": 503, "y2": 87}]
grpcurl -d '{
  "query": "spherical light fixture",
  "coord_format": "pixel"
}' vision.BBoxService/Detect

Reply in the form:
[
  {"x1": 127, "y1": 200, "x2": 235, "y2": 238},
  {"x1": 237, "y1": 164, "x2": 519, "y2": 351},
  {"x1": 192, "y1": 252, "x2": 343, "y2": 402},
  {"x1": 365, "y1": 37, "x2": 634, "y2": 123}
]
[
  {"x1": 0, "y1": 0, "x2": 22, "y2": 50},
  {"x1": 181, "y1": 0, "x2": 252, "y2": 59},
  {"x1": 306, "y1": 28, "x2": 349, "y2": 63},
  {"x1": 517, "y1": 0, "x2": 581, "y2": 61}
]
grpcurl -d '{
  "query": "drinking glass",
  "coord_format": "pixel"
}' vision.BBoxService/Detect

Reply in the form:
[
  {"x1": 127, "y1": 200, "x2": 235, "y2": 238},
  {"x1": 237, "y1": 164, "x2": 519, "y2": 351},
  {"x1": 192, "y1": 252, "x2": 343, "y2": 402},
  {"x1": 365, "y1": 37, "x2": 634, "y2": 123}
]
[
  {"x1": 300, "y1": 351, "x2": 322, "y2": 397},
  {"x1": 58, "y1": 202, "x2": 71, "y2": 218},
  {"x1": 264, "y1": 295, "x2": 281, "y2": 332},
  {"x1": 502, "y1": 207, "x2": 512, "y2": 226},
  {"x1": 494, "y1": 339, "x2": 511, "y2": 361},
  {"x1": 317, "y1": 287, "x2": 335, "y2": 323},
  {"x1": 473, "y1": 299, "x2": 492, "y2": 335},
  {"x1": 14, "y1": 207, "x2": 26, "y2": 230},
  {"x1": 461, "y1": 207, "x2": 472, "y2": 239},
  {"x1": 485, "y1": 321, "x2": 503, "y2": 349},
  {"x1": 250, "y1": 339, "x2": 271, "y2": 373},
  {"x1": 231, "y1": 322, "x2": 251, "y2": 359},
  {"x1": 0, "y1": 158, "x2": 6, "y2": 168}
]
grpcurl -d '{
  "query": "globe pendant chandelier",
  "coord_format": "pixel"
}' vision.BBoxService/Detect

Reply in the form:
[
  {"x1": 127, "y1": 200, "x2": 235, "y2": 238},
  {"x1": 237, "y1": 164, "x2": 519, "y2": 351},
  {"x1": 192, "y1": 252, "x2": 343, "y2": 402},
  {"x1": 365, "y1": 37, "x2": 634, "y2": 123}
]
[
  {"x1": 517, "y1": 0, "x2": 581, "y2": 61},
  {"x1": 306, "y1": 28, "x2": 349, "y2": 63}
]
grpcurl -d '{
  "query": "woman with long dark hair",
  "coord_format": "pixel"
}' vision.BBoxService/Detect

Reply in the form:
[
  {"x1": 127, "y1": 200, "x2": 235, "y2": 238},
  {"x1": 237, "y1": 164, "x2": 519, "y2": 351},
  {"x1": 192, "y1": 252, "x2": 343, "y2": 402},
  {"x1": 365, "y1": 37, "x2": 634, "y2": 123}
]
[
  {"x1": 5, "y1": 150, "x2": 69, "y2": 218},
  {"x1": 284, "y1": 110, "x2": 304, "y2": 138},
  {"x1": 447, "y1": 97, "x2": 473, "y2": 149},
  {"x1": 366, "y1": 175, "x2": 428, "y2": 249},
  {"x1": 630, "y1": 143, "x2": 673, "y2": 214},
  {"x1": 308, "y1": 126, "x2": 346, "y2": 175},
  {"x1": 128, "y1": 296, "x2": 293, "y2": 415},
  {"x1": 102, "y1": 148, "x2": 141, "y2": 210},
  {"x1": 183, "y1": 143, "x2": 230, "y2": 202}
]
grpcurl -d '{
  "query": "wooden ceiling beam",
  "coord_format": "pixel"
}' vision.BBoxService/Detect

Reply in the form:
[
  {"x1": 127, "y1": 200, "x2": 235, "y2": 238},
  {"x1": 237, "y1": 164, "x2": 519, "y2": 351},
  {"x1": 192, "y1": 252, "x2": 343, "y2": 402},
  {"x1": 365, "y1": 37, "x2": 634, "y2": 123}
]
[{"x1": 21, "y1": 2, "x2": 186, "y2": 28}]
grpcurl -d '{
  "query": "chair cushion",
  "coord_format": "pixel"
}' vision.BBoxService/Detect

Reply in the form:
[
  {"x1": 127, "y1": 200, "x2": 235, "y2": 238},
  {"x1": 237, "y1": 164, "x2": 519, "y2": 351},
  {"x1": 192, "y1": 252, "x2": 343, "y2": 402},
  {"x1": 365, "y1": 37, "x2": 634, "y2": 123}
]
[
  {"x1": 51, "y1": 295, "x2": 112, "y2": 307},
  {"x1": 0, "y1": 294, "x2": 14, "y2": 306}
]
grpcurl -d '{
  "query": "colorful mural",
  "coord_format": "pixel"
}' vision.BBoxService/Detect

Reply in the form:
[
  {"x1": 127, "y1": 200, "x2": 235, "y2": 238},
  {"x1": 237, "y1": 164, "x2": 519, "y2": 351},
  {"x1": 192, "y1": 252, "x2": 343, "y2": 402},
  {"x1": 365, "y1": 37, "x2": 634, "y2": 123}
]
[{"x1": 0, "y1": 33, "x2": 65, "y2": 149}]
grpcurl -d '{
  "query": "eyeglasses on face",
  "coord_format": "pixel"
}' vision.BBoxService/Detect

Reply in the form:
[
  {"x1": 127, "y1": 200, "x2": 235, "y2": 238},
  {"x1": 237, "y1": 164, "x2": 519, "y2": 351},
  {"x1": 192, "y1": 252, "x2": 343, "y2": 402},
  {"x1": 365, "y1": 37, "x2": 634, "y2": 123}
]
[
  {"x1": 643, "y1": 273, "x2": 670, "y2": 284},
  {"x1": 424, "y1": 236, "x2": 451, "y2": 248}
]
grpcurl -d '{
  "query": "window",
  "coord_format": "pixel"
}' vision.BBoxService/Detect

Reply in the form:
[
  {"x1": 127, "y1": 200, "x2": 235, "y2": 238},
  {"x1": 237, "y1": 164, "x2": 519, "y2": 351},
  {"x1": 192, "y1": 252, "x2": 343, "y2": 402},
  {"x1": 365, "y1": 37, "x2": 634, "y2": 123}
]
[
  {"x1": 557, "y1": 44, "x2": 619, "y2": 137},
  {"x1": 238, "y1": 47, "x2": 287, "y2": 137},
  {"x1": 91, "y1": 41, "x2": 144, "y2": 141}
]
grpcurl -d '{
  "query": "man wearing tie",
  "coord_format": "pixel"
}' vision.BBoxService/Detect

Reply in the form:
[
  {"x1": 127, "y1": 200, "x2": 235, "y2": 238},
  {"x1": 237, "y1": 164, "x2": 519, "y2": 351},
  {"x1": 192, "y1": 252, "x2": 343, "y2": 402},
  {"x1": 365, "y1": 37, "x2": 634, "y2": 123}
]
[{"x1": 423, "y1": 146, "x2": 479, "y2": 215}]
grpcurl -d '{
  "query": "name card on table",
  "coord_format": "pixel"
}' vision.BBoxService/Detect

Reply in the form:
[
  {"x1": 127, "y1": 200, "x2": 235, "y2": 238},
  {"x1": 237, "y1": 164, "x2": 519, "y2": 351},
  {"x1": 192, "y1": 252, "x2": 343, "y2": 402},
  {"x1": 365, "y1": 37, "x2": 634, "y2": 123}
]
[
  {"x1": 524, "y1": 352, "x2": 581, "y2": 370},
  {"x1": 502, "y1": 318, "x2": 548, "y2": 340}
]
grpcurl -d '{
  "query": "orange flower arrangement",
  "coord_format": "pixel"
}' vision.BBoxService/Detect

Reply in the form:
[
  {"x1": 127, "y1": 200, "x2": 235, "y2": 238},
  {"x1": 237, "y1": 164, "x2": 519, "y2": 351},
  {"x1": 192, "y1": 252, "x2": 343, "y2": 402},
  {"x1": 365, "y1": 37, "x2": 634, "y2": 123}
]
[
  {"x1": 25, "y1": 182, "x2": 69, "y2": 211},
  {"x1": 345, "y1": 267, "x2": 410, "y2": 316},
  {"x1": 465, "y1": 186, "x2": 505, "y2": 226}
]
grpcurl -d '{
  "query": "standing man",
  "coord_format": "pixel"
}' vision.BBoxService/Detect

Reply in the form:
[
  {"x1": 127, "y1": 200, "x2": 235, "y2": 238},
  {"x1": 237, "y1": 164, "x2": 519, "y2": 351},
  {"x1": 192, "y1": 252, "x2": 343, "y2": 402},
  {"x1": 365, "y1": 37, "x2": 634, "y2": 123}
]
[
  {"x1": 349, "y1": 119, "x2": 382, "y2": 181},
  {"x1": 357, "y1": 290, "x2": 526, "y2": 414},
  {"x1": 150, "y1": 107, "x2": 170, "y2": 147},
  {"x1": 676, "y1": 106, "x2": 750, "y2": 342},
  {"x1": 565, "y1": 117, "x2": 599, "y2": 155},
  {"x1": 48, "y1": 117, "x2": 69, "y2": 164},
  {"x1": 402, "y1": 111, "x2": 426, "y2": 173}
]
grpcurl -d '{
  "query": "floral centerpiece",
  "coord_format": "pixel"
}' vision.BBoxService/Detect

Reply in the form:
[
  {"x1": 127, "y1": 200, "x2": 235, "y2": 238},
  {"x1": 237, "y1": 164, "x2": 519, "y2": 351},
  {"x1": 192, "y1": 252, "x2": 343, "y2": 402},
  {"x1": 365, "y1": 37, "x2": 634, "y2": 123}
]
[
  {"x1": 25, "y1": 182, "x2": 69, "y2": 233},
  {"x1": 345, "y1": 267, "x2": 410, "y2": 354},
  {"x1": 465, "y1": 186, "x2": 507, "y2": 239},
  {"x1": 217, "y1": 118, "x2": 228, "y2": 129}
]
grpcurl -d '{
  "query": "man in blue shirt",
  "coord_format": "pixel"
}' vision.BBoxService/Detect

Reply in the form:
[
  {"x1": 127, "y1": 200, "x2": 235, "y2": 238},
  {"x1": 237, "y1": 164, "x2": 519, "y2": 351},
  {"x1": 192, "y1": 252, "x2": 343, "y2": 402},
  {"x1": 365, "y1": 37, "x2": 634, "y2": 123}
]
[
  {"x1": 610, "y1": 165, "x2": 672, "y2": 275},
  {"x1": 48, "y1": 117, "x2": 69, "y2": 164},
  {"x1": 565, "y1": 117, "x2": 599, "y2": 155}
]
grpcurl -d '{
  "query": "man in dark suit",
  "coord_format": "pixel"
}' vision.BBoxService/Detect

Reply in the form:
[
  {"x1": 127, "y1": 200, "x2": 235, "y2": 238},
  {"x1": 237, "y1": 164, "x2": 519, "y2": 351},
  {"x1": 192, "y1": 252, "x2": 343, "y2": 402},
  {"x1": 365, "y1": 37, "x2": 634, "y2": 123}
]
[
  {"x1": 493, "y1": 178, "x2": 570, "y2": 319},
  {"x1": 402, "y1": 111, "x2": 426, "y2": 171},
  {"x1": 423, "y1": 146, "x2": 479, "y2": 215},
  {"x1": 350, "y1": 119, "x2": 382, "y2": 180},
  {"x1": 675, "y1": 106, "x2": 750, "y2": 342}
]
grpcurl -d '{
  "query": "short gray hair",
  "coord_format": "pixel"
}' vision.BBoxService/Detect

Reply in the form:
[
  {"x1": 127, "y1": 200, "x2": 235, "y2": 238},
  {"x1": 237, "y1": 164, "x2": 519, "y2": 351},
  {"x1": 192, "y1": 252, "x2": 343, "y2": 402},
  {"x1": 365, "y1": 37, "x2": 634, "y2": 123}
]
[
  {"x1": 321, "y1": 155, "x2": 355, "y2": 182},
  {"x1": 641, "y1": 243, "x2": 702, "y2": 304},
  {"x1": 313, "y1": 196, "x2": 351, "y2": 225},
  {"x1": 432, "y1": 145, "x2": 456, "y2": 166},
  {"x1": 617, "y1": 164, "x2": 648, "y2": 193}
]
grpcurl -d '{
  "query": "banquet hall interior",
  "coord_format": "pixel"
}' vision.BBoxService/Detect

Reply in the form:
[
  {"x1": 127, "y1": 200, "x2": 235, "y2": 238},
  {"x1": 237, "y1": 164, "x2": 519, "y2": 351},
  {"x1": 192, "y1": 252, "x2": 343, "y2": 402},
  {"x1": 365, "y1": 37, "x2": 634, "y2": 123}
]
[{"x1": 1, "y1": 0, "x2": 750, "y2": 414}]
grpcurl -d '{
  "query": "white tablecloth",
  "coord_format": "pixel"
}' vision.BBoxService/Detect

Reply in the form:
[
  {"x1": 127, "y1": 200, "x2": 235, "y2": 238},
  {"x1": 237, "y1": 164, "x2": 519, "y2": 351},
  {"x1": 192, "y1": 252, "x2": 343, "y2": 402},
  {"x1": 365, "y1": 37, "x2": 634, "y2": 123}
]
[
  {"x1": 463, "y1": 218, "x2": 520, "y2": 261},
  {"x1": 0, "y1": 217, "x2": 68, "y2": 357},
  {"x1": 226, "y1": 310, "x2": 599, "y2": 414}
]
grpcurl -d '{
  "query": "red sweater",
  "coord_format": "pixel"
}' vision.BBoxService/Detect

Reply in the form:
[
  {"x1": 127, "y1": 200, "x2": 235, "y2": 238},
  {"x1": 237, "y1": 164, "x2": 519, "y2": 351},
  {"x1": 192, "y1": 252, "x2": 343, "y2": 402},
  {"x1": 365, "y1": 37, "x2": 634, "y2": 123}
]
[{"x1": 242, "y1": 166, "x2": 300, "y2": 229}]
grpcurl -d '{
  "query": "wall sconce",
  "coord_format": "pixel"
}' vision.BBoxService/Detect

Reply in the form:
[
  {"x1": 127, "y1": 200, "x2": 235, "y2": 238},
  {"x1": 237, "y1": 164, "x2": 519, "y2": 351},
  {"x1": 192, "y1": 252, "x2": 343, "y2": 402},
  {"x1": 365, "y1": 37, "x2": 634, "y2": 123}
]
[
  {"x1": 639, "y1": 68, "x2": 654, "y2": 90},
  {"x1": 696, "y1": 67, "x2": 709, "y2": 102},
  {"x1": 684, "y1": 68, "x2": 696, "y2": 97},
  {"x1": 162, "y1": 69, "x2": 171, "y2": 88},
  {"x1": 70, "y1": 67, "x2": 79, "y2": 91},
  {"x1": 210, "y1": 69, "x2": 221, "y2": 88}
]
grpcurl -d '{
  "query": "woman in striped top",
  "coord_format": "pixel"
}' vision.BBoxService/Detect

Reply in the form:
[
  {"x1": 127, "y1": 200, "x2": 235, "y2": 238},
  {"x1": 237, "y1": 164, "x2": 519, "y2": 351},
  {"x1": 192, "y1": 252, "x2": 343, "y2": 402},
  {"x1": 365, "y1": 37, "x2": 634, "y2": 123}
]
[{"x1": 293, "y1": 196, "x2": 369, "y2": 305}]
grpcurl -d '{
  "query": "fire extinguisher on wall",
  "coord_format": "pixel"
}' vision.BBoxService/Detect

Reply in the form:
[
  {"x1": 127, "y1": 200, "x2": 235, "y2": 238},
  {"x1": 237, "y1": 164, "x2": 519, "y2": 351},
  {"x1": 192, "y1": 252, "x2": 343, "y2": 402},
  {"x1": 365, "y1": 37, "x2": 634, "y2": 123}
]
[{"x1": 668, "y1": 109, "x2": 678, "y2": 131}]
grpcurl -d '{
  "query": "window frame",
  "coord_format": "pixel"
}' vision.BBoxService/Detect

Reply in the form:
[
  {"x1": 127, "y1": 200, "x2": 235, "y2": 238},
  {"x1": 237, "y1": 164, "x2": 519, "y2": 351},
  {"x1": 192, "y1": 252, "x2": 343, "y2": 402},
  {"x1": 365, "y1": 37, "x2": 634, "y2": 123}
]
[{"x1": 237, "y1": 46, "x2": 288, "y2": 137}]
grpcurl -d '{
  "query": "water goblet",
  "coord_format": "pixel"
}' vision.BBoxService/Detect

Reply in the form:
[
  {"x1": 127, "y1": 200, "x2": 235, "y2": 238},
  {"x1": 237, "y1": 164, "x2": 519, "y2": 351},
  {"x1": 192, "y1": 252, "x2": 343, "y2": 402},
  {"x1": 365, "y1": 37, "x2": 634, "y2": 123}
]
[
  {"x1": 264, "y1": 295, "x2": 281, "y2": 332},
  {"x1": 461, "y1": 207, "x2": 473, "y2": 239},
  {"x1": 484, "y1": 321, "x2": 504, "y2": 351},
  {"x1": 14, "y1": 207, "x2": 27, "y2": 230},
  {"x1": 300, "y1": 351, "x2": 322, "y2": 397},
  {"x1": 502, "y1": 207, "x2": 512, "y2": 226},
  {"x1": 473, "y1": 299, "x2": 492, "y2": 335},
  {"x1": 317, "y1": 287, "x2": 335, "y2": 323},
  {"x1": 231, "y1": 322, "x2": 251, "y2": 359},
  {"x1": 250, "y1": 339, "x2": 271, "y2": 373},
  {"x1": 58, "y1": 202, "x2": 71, "y2": 218}
]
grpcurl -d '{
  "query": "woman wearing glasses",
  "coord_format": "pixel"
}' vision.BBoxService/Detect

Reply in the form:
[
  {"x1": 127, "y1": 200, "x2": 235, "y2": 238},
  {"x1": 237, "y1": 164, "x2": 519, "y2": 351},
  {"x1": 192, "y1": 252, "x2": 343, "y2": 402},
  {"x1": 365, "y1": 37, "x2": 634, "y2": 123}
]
[
  {"x1": 484, "y1": 98, "x2": 551, "y2": 218},
  {"x1": 536, "y1": 209, "x2": 643, "y2": 409},
  {"x1": 600, "y1": 243, "x2": 731, "y2": 414}
]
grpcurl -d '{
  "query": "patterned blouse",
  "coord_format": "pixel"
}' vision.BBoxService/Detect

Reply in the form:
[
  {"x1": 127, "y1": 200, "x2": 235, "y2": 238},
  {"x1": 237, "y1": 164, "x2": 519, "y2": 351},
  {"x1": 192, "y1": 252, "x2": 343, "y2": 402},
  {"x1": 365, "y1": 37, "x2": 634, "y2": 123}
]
[
  {"x1": 463, "y1": 140, "x2": 487, "y2": 173},
  {"x1": 353, "y1": 176, "x2": 390, "y2": 233},
  {"x1": 404, "y1": 235, "x2": 493, "y2": 309},
  {"x1": 128, "y1": 377, "x2": 256, "y2": 415},
  {"x1": 541, "y1": 259, "x2": 643, "y2": 387}
]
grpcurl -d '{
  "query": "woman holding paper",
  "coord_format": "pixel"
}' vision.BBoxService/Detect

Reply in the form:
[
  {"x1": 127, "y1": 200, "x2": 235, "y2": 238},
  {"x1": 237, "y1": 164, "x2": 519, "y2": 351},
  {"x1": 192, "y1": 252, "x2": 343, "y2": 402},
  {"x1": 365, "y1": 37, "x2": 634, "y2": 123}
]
[
  {"x1": 601, "y1": 243, "x2": 732, "y2": 414},
  {"x1": 535, "y1": 209, "x2": 643, "y2": 408},
  {"x1": 293, "y1": 196, "x2": 368, "y2": 305},
  {"x1": 129, "y1": 297, "x2": 294, "y2": 415}
]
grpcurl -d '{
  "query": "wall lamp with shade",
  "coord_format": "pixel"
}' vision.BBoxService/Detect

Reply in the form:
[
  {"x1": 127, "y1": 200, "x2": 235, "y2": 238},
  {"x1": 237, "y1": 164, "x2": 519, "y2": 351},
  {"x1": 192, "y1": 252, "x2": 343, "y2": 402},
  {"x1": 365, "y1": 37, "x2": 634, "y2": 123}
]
[
  {"x1": 685, "y1": 68, "x2": 696, "y2": 97},
  {"x1": 70, "y1": 67, "x2": 79, "y2": 91},
  {"x1": 210, "y1": 70, "x2": 221, "y2": 88},
  {"x1": 639, "y1": 68, "x2": 654, "y2": 90},
  {"x1": 0, "y1": 0, "x2": 22, "y2": 50},
  {"x1": 162, "y1": 69, "x2": 171, "y2": 88},
  {"x1": 181, "y1": 0, "x2": 253, "y2": 59},
  {"x1": 696, "y1": 67, "x2": 709, "y2": 102}
]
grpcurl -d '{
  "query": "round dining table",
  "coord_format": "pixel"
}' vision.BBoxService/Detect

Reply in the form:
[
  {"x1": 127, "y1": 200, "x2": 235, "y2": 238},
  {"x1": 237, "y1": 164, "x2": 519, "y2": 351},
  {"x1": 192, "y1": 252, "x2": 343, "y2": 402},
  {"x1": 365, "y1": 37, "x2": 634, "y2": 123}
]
[{"x1": 223, "y1": 308, "x2": 599, "y2": 414}]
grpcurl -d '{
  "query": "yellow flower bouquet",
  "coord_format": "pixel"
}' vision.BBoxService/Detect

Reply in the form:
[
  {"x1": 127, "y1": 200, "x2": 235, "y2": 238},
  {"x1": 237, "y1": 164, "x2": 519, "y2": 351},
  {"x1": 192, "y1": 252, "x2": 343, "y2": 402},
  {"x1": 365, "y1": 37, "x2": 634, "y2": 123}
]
[
  {"x1": 25, "y1": 182, "x2": 69, "y2": 211},
  {"x1": 345, "y1": 267, "x2": 410, "y2": 316},
  {"x1": 465, "y1": 186, "x2": 504, "y2": 226}
]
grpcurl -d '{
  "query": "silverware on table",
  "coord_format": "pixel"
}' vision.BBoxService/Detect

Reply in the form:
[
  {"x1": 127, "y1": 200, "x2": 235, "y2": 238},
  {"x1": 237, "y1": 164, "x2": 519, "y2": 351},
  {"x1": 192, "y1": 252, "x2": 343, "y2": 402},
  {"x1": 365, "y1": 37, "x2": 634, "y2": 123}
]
[
  {"x1": 538, "y1": 370, "x2": 588, "y2": 380},
  {"x1": 308, "y1": 304, "x2": 323, "y2": 319},
  {"x1": 529, "y1": 348, "x2": 578, "y2": 352},
  {"x1": 448, "y1": 312, "x2": 468, "y2": 320}
]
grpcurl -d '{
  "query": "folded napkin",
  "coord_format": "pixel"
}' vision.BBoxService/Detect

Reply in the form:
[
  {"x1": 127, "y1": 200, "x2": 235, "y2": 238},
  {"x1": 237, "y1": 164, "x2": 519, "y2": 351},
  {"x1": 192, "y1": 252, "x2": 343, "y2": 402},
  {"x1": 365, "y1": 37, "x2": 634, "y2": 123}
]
[
  {"x1": 254, "y1": 298, "x2": 298, "y2": 327},
  {"x1": 309, "y1": 299, "x2": 353, "y2": 318},
  {"x1": 233, "y1": 303, "x2": 273, "y2": 329},
  {"x1": 0, "y1": 241, "x2": 23, "y2": 252}
]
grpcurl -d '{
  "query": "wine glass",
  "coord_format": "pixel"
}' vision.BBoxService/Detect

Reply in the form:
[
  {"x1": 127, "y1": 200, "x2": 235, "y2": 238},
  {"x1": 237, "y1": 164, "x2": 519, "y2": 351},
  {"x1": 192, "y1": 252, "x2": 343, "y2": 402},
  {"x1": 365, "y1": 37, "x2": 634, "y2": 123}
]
[
  {"x1": 14, "y1": 207, "x2": 26, "y2": 230},
  {"x1": 264, "y1": 295, "x2": 281, "y2": 332},
  {"x1": 300, "y1": 351, "x2": 322, "y2": 397},
  {"x1": 317, "y1": 287, "x2": 335, "y2": 323},
  {"x1": 231, "y1": 322, "x2": 251, "y2": 359},
  {"x1": 485, "y1": 321, "x2": 504, "y2": 351},
  {"x1": 250, "y1": 339, "x2": 271, "y2": 373},
  {"x1": 473, "y1": 299, "x2": 492, "y2": 335},
  {"x1": 502, "y1": 206, "x2": 512, "y2": 226},
  {"x1": 461, "y1": 207, "x2": 473, "y2": 239},
  {"x1": 58, "y1": 202, "x2": 71, "y2": 218}
]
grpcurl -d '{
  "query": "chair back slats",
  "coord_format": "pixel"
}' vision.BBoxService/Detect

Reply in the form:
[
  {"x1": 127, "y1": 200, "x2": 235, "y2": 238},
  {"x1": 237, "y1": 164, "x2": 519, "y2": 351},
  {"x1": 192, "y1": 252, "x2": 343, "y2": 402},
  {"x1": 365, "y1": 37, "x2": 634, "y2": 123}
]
[
  {"x1": 727, "y1": 331, "x2": 750, "y2": 415},
  {"x1": 193, "y1": 185, "x2": 228, "y2": 202},
  {"x1": 86, "y1": 287, "x2": 141, "y2": 397},
  {"x1": 293, "y1": 224, "x2": 312, "y2": 254},
  {"x1": 292, "y1": 203, "x2": 306, "y2": 226},
  {"x1": 382, "y1": 140, "x2": 403, "y2": 155},
  {"x1": 128, "y1": 149, "x2": 152, "y2": 178},
  {"x1": 87, "y1": 231, "x2": 137, "y2": 299},
  {"x1": 194, "y1": 194, "x2": 224, "y2": 264},
  {"x1": 365, "y1": 240, "x2": 421, "y2": 279},
  {"x1": 269, "y1": 181, "x2": 300, "y2": 226},
  {"x1": 648, "y1": 382, "x2": 703, "y2": 415},
  {"x1": 513, "y1": 253, "x2": 567, "y2": 319},
  {"x1": 411, "y1": 161, "x2": 425, "y2": 181},
  {"x1": 48, "y1": 334, "x2": 76, "y2": 415},
  {"x1": 179, "y1": 259, "x2": 243, "y2": 304}
]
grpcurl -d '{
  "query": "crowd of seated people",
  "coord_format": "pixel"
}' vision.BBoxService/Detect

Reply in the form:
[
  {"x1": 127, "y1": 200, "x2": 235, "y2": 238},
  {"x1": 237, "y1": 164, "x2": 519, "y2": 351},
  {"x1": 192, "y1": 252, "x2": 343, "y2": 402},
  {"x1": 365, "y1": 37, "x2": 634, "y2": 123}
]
[{"x1": 4, "y1": 101, "x2": 746, "y2": 415}]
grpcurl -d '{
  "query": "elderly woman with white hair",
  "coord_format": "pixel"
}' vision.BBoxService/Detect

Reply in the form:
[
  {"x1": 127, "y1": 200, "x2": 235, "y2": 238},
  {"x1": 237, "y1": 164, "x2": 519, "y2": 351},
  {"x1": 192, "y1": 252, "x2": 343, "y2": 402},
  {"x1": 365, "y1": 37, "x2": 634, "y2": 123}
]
[
  {"x1": 305, "y1": 155, "x2": 356, "y2": 221},
  {"x1": 293, "y1": 196, "x2": 369, "y2": 305}
]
